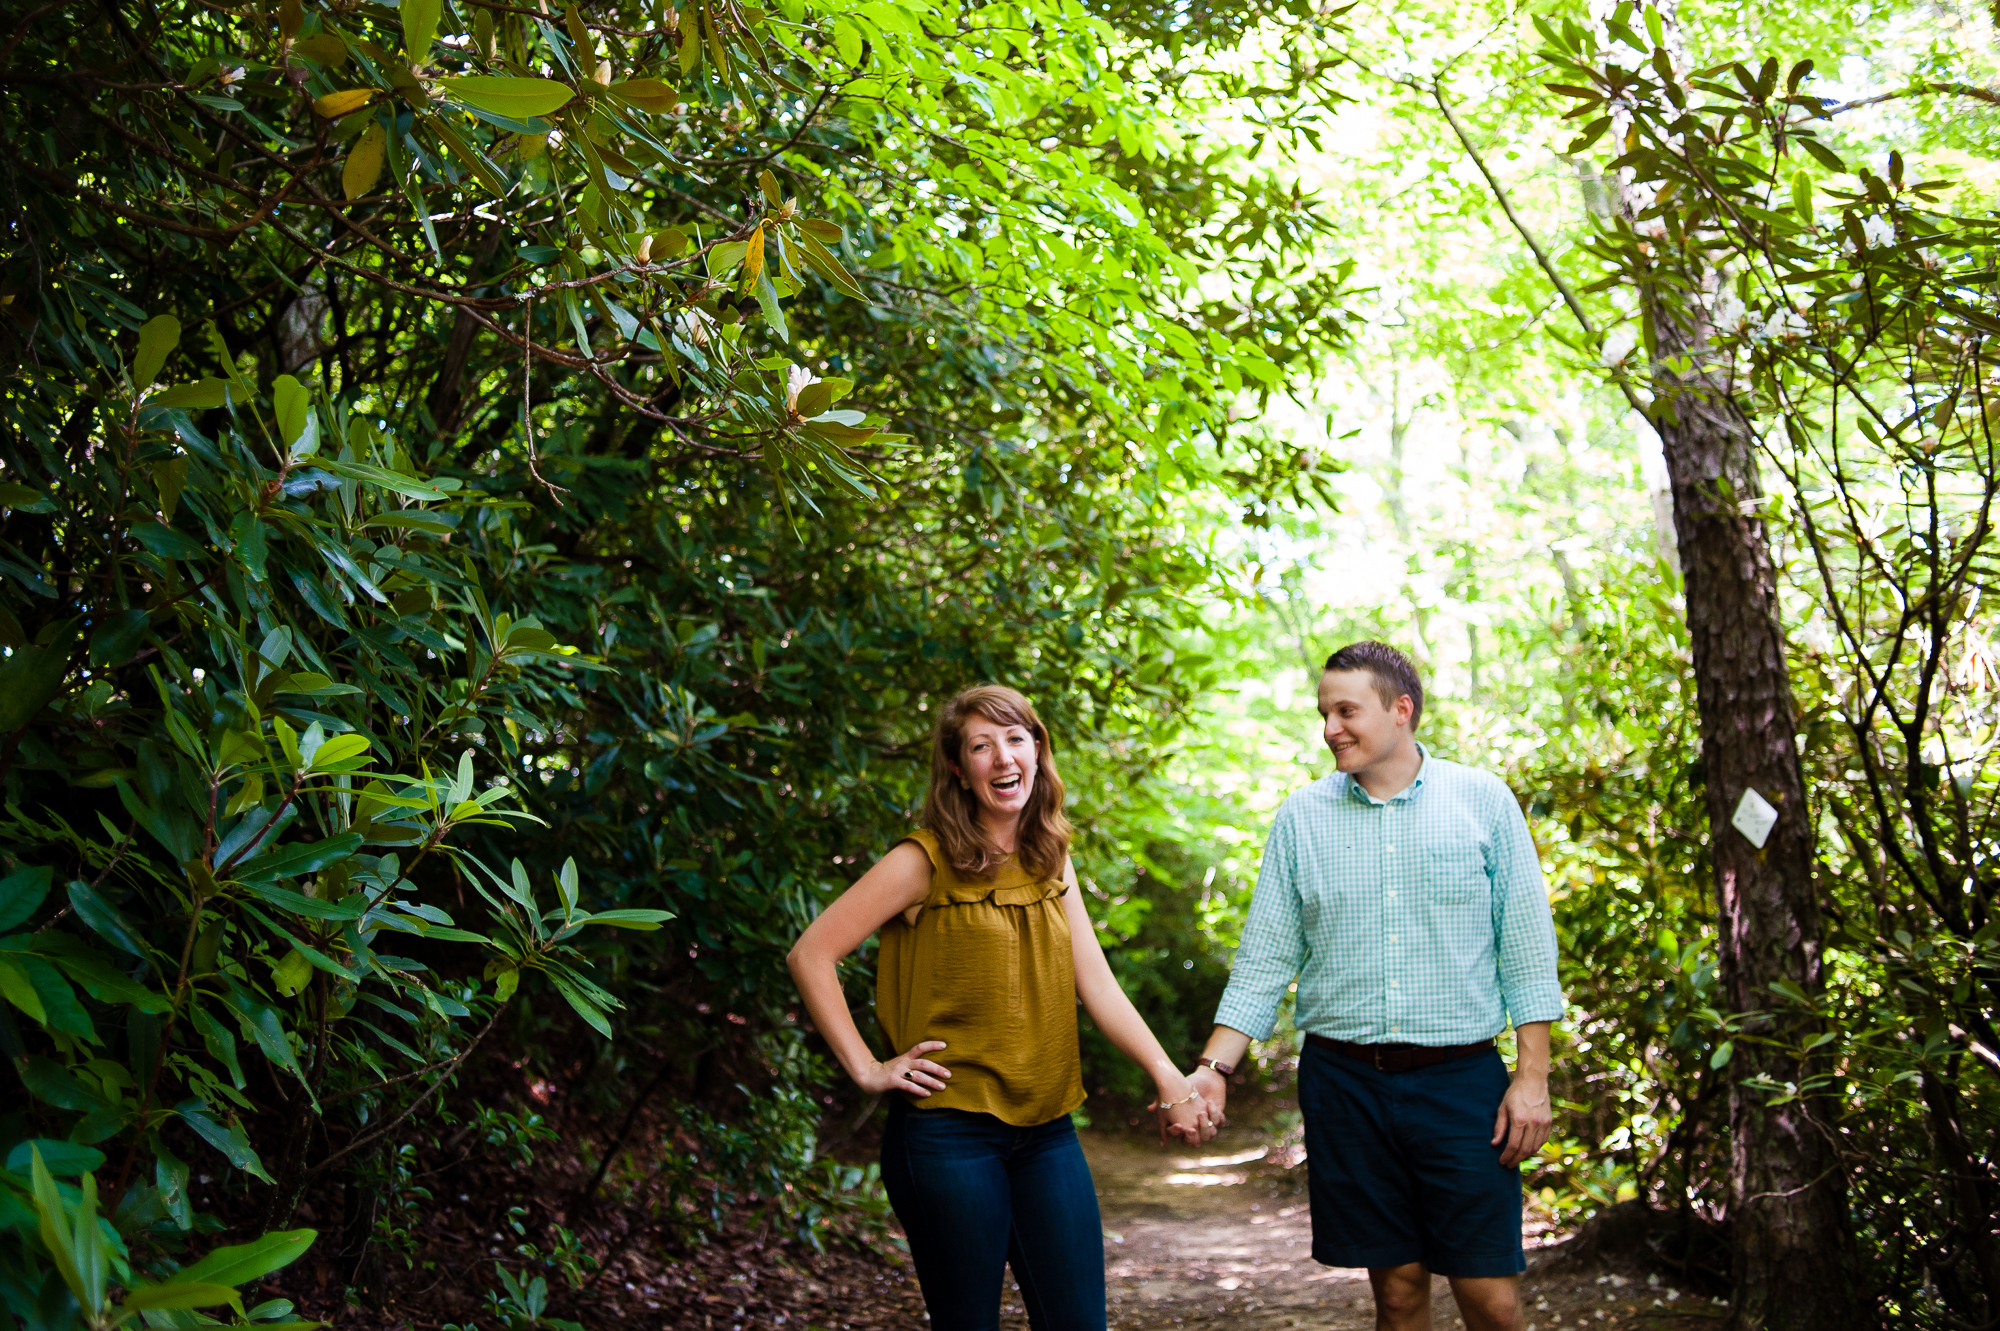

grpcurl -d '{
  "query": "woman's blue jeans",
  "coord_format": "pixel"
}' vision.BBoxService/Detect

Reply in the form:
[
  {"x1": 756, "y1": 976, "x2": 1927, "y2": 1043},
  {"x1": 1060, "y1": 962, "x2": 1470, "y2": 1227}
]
[{"x1": 879, "y1": 1101, "x2": 1106, "y2": 1331}]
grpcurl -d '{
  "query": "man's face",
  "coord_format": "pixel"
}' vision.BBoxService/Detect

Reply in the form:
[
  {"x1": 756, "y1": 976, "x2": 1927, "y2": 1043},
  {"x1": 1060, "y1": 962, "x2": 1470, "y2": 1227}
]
[{"x1": 1317, "y1": 669, "x2": 1413, "y2": 773}]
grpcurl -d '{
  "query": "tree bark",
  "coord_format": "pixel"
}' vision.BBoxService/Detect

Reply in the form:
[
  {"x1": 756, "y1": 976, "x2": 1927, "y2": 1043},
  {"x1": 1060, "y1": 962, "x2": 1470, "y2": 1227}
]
[{"x1": 1647, "y1": 295, "x2": 1865, "y2": 1330}]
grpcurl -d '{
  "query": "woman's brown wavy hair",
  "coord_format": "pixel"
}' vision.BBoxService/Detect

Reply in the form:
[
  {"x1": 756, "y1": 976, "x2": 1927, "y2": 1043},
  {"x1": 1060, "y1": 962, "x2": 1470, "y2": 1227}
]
[{"x1": 922, "y1": 685, "x2": 1072, "y2": 881}]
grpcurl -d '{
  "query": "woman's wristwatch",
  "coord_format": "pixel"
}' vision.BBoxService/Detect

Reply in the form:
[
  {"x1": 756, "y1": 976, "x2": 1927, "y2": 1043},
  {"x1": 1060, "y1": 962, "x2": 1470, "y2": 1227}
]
[{"x1": 1195, "y1": 1056, "x2": 1234, "y2": 1077}]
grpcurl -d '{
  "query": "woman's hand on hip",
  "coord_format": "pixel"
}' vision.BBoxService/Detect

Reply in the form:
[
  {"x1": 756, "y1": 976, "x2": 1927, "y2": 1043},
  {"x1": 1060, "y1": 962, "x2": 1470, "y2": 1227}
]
[{"x1": 860, "y1": 1040, "x2": 951, "y2": 1097}]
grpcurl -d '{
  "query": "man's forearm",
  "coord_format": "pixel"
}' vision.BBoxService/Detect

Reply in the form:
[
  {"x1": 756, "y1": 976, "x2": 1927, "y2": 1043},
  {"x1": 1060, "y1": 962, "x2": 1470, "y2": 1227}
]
[
  {"x1": 1512, "y1": 1021, "x2": 1551, "y2": 1079},
  {"x1": 1201, "y1": 1026, "x2": 1254, "y2": 1071}
]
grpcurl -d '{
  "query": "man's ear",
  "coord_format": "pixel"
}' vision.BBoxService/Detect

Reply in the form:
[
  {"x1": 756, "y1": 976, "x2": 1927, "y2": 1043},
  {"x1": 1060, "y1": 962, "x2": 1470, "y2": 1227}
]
[{"x1": 1393, "y1": 694, "x2": 1415, "y2": 728}]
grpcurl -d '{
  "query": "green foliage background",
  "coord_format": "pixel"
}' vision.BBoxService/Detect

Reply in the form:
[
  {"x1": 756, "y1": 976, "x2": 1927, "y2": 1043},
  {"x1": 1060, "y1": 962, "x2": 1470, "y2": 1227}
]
[{"x1": 3, "y1": 0, "x2": 2000, "y2": 1323}]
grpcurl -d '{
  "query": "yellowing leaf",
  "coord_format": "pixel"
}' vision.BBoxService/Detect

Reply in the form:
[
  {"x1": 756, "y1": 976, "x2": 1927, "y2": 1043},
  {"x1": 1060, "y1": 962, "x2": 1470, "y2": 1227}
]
[
  {"x1": 744, "y1": 223, "x2": 766, "y2": 286},
  {"x1": 272, "y1": 948, "x2": 312, "y2": 998},
  {"x1": 608, "y1": 78, "x2": 678, "y2": 113},
  {"x1": 438, "y1": 75, "x2": 576, "y2": 118},
  {"x1": 342, "y1": 124, "x2": 386, "y2": 200},
  {"x1": 313, "y1": 88, "x2": 375, "y2": 118},
  {"x1": 518, "y1": 132, "x2": 550, "y2": 160}
]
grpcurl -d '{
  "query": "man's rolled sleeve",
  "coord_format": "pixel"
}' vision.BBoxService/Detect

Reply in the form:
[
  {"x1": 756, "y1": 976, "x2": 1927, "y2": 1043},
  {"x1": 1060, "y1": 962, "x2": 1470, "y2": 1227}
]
[
  {"x1": 1213, "y1": 804, "x2": 1308, "y2": 1040},
  {"x1": 1488, "y1": 789, "x2": 1565, "y2": 1027}
]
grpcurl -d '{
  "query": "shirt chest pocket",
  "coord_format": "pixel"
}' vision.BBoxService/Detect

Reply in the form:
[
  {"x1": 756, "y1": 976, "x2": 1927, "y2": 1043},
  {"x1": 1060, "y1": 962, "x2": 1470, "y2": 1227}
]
[{"x1": 1423, "y1": 846, "x2": 1487, "y2": 906}]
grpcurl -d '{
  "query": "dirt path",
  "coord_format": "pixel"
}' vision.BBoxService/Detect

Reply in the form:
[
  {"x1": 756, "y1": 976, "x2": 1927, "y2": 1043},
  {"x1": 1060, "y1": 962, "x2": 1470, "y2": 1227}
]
[{"x1": 978, "y1": 1116, "x2": 1725, "y2": 1331}]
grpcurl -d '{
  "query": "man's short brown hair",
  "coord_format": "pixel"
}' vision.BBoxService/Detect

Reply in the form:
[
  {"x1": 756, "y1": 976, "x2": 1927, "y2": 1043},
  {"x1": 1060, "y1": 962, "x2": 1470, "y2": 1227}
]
[{"x1": 1322, "y1": 641, "x2": 1424, "y2": 733}]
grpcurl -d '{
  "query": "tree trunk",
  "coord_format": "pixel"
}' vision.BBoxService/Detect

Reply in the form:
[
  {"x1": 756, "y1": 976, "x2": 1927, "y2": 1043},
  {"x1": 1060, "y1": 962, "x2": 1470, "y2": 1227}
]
[{"x1": 1647, "y1": 295, "x2": 1865, "y2": 1330}]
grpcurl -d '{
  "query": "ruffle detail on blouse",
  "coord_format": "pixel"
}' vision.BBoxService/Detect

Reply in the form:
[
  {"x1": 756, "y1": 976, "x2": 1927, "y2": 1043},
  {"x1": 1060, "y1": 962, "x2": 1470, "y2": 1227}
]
[
  {"x1": 899, "y1": 830, "x2": 1067, "y2": 909},
  {"x1": 927, "y1": 878, "x2": 1066, "y2": 908}
]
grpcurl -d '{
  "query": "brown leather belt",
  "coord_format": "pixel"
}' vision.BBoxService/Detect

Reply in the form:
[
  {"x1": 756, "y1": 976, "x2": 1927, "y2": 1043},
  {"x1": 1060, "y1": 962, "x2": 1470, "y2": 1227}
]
[{"x1": 1306, "y1": 1034, "x2": 1494, "y2": 1073}]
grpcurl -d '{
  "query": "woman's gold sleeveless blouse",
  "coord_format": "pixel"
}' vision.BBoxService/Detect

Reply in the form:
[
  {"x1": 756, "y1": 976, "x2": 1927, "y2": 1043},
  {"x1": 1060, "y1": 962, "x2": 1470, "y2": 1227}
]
[{"x1": 874, "y1": 829, "x2": 1086, "y2": 1126}]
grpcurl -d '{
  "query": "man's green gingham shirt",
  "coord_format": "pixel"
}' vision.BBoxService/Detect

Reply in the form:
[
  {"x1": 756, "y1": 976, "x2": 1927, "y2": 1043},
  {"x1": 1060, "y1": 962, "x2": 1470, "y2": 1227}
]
[{"x1": 1214, "y1": 745, "x2": 1564, "y2": 1046}]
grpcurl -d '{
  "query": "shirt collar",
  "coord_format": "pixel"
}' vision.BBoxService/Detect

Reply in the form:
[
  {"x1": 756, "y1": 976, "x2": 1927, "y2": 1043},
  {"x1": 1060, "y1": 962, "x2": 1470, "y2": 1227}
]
[{"x1": 1342, "y1": 741, "x2": 1430, "y2": 806}]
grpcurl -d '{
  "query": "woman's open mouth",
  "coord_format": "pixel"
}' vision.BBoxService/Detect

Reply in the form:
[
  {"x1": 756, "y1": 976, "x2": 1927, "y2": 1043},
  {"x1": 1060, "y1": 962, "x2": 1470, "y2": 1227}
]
[{"x1": 991, "y1": 774, "x2": 1022, "y2": 793}]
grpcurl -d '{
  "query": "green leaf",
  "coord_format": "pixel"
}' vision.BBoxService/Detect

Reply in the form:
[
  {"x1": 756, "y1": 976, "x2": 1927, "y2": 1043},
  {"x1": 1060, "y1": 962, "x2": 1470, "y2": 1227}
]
[
  {"x1": 132, "y1": 314, "x2": 182, "y2": 389},
  {"x1": 1711, "y1": 1040, "x2": 1734, "y2": 1069},
  {"x1": 1797, "y1": 137, "x2": 1846, "y2": 173},
  {"x1": 88, "y1": 608, "x2": 149, "y2": 668},
  {"x1": 171, "y1": 1229, "x2": 317, "y2": 1288},
  {"x1": 1790, "y1": 170, "x2": 1814, "y2": 224},
  {"x1": 311, "y1": 456, "x2": 455, "y2": 500},
  {"x1": 235, "y1": 833, "x2": 365, "y2": 883},
  {"x1": 178, "y1": 1100, "x2": 274, "y2": 1183},
  {"x1": 243, "y1": 882, "x2": 365, "y2": 921},
  {"x1": 13, "y1": 953, "x2": 90, "y2": 1037},
  {"x1": 795, "y1": 229, "x2": 867, "y2": 301},
  {"x1": 439, "y1": 75, "x2": 577, "y2": 118},
  {"x1": 150, "y1": 379, "x2": 231, "y2": 410},
  {"x1": 124, "y1": 1282, "x2": 244, "y2": 1314},
  {"x1": 608, "y1": 77, "x2": 677, "y2": 113},
  {"x1": 68, "y1": 881, "x2": 147, "y2": 957},
  {"x1": 0, "y1": 863, "x2": 52, "y2": 932},
  {"x1": 29, "y1": 1147, "x2": 89, "y2": 1315},
  {"x1": 19, "y1": 1056, "x2": 112, "y2": 1112},
  {"x1": 272, "y1": 374, "x2": 311, "y2": 449},
  {"x1": 6, "y1": 1140, "x2": 105, "y2": 1177},
  {"x1": 546, "y1": 969, "x2": 613, "y2": 1037},
  {"x1": 833, "y1": 16, "x2": 863, "y2": 66},
  {"x1": 129, "y1": 521, "x2": 207, "y2": 560},
  {"x1": 309, "y1": 734, "x2": 374, "y2": 770},
  {"x1": 363, "y1": 510, "x2": 459, "y2": 534},
  {"x1": 578, "y1": 908, "x2": 674, "y2": 929},
  {"x1": 403, "y1": 0, "x2": 440, "y2": 54},
  {"x1": 0, "y1": 621, "x2": 77, "y2": 732},
  {"x1": 753, "y1": 270, "x2": 789, "y2": 342},
  {"x1": 0, "y1": 956, "x2": 47, "y2": 1025}
]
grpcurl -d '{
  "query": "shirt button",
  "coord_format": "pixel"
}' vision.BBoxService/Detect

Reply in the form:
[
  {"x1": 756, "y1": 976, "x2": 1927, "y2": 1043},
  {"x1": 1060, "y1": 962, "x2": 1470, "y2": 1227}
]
[
  {"x1": 1387, "y1": 889, "x2": 1396, "y2": 897},
  {"x1": 1386, "y1": 845, "x2": 1395, "y2": 854},
  {"x1": 1391, "y1": 979, "x2": 1400, "y2": 988},
  {"x1": 1388, "y1": 934, "x2": 1397, "y2": 943}
]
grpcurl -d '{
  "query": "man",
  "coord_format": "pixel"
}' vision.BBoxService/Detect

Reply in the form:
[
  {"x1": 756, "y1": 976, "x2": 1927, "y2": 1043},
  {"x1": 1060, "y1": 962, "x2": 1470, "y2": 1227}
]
[{"x1": 1188, "y1": 641, "x2": 1561, "y2": 1331}]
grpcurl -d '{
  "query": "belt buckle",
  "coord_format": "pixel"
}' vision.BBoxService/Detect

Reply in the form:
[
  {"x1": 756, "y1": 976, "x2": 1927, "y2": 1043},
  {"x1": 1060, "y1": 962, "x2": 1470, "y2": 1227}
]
[{"x1": 1373, "y1": 1046, "x2": 1386, "y2": 1071}]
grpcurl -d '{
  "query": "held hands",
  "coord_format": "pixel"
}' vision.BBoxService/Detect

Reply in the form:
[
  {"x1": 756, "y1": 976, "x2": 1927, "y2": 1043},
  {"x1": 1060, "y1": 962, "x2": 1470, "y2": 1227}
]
[
  {"x1": 1492, "y1": 1068, "x2": 1553, "y2": 1168},
  {"x1": 861, "y1": 1040, "x2": 951, "y2": 1097},
  {"x1": 1148, "y1": 1077, "x2": 1219, "y2": 1146},
  {"x1": 1188, "y1": 1065, "x2": 1231, "y2": 1130}
]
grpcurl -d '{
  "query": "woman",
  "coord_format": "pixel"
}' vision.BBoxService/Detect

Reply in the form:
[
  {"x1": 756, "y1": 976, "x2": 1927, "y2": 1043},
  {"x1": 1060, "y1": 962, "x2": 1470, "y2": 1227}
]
[{"x1": 787, "y1": 684, "x2": 1214, "y2": 1331}]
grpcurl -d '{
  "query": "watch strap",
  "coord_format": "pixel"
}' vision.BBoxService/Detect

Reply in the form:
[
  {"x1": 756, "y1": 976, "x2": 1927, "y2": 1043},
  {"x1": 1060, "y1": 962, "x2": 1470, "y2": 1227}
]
[{"x1": 1196, "y1": 1056, "x2": 1235, "y2": 1077}]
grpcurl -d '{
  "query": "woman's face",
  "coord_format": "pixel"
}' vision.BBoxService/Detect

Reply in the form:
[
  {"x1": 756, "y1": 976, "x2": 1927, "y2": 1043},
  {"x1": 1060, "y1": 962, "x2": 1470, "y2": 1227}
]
[{"x1": 954, "y1": 715, "x2": 1038, "y2": 826}]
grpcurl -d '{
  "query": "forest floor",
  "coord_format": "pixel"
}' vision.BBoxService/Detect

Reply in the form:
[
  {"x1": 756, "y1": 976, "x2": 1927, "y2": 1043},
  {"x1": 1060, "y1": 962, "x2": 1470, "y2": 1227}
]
[
  {"x1": 1058, "y1": 1125, "x2": 1721, "y2": 1331},
  {"x1": 295, "y1": 1098, "x2": 1725, "y2": 1330}
]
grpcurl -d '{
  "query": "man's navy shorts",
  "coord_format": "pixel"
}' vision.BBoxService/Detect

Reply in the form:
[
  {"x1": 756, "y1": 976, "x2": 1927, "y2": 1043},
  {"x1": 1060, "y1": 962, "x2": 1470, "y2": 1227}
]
[{"x1": 1297, "y1": 1038, "x2": 1525, "y2": 1277}]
